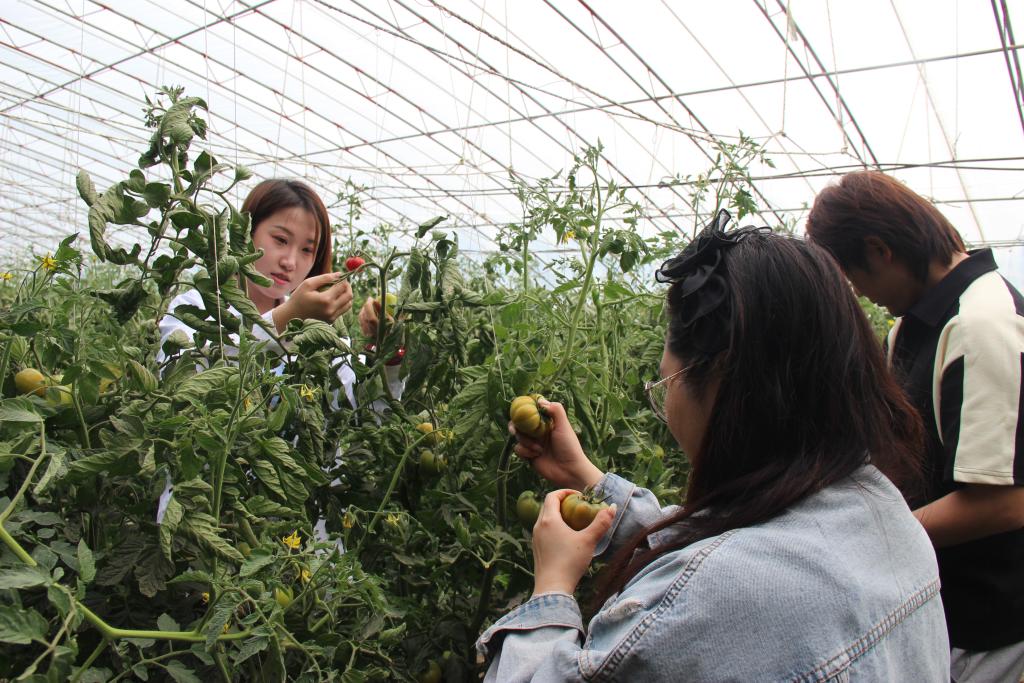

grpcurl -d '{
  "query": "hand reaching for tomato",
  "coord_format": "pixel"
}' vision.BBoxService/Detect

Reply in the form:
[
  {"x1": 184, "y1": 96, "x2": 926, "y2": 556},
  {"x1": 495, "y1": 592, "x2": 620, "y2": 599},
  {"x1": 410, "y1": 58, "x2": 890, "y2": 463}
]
[
  {"x1": 358, "y1": 294, "x2": 398, "y2": 338},
  {"x1": 510, "y1": 399, "x2": 604, "y2": 492},
  {"x1": 272, "y1": 272, "x2": 353, "y2": 332},
  {"x1": 531, "y1": 489, "x2": 616, "y2": 596}
]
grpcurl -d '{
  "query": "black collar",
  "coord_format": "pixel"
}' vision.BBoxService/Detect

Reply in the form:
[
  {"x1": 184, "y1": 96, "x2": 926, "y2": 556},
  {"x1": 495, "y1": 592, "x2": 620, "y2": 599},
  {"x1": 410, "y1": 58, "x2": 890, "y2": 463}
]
[{"x1": 906, "y1": 249, "x2": 998, "y2": 327}]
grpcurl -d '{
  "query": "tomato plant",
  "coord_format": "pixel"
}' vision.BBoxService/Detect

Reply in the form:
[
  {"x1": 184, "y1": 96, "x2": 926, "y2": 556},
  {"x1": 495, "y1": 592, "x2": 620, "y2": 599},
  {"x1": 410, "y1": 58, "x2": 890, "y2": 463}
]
[{"x1": 0, "y1": 86, "x2": 793, "y2": 681}]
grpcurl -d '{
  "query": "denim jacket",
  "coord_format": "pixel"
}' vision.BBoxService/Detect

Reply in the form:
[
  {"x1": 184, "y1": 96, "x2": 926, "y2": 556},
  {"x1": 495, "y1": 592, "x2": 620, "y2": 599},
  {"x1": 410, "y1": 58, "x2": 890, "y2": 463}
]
[{"x1": 476, "y1": 465, "x2": 949, "y2": 681}]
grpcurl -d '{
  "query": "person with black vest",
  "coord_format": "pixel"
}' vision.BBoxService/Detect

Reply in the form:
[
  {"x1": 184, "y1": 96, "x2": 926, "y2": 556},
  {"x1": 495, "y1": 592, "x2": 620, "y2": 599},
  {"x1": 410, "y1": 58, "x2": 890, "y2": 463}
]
[{"x1": 807, "y1": 171, "x2": 1024, "y2": 682}]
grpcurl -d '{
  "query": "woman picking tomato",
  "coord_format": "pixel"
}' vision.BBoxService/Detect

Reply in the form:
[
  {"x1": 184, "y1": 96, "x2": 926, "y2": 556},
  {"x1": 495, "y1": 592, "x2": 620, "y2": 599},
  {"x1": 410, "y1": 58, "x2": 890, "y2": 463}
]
[
  {"x1": 157, "y1": 179, "x2": 401, "y2": 399},
  {"x1": 155, "y1": 179, "x2": 403, "y2": 539},
  {"x1": 481, "y1": 212, "x2": 949, "y2": 680}
]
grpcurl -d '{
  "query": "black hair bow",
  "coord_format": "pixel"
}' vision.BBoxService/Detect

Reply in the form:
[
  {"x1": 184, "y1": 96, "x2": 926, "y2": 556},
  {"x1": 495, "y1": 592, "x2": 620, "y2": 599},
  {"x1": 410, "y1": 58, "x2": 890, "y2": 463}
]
[{"x1": 656, "y1": 210, "x2": 770, "y2": 349}]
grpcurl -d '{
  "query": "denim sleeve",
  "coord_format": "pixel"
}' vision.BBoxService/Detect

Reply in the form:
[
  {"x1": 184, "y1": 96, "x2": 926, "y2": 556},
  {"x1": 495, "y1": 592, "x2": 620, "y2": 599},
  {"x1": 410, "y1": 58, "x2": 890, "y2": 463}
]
[
  {"x1": 591, "y1": 472, "x2": 681, "y2": 558},
  {"x1": 476, "y1": 593, "x2": 586, "y2": 682}
]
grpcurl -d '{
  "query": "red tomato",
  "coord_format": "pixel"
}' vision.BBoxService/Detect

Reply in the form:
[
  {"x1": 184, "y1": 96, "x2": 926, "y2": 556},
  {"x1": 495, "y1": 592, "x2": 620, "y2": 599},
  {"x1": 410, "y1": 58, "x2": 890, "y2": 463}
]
[{"x1": 345, "y1": 256, "x2": 365, "y2": 271}]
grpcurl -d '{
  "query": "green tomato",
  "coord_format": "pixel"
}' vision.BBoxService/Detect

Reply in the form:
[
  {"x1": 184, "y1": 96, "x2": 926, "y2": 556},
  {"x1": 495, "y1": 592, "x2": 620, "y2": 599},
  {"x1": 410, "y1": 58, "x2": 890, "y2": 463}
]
[
  {"x1": 45, "y1": 384, "x2": 73, "y2": 407},
  {"x1": 419, "y1": 449, "x2": 447, "y2": 476},
  {"x1": 560, "y1": 492, "x2": 610, "y2": 531},
  {"x1": 274, "y1": 586, "x2": 293, "y2": 609},
  {"x1": 417, "y1": 660, "x2": 443, "y2": 683},
  {"x1": 516, "y1": 491, "x2": 542, "y2": 527}
]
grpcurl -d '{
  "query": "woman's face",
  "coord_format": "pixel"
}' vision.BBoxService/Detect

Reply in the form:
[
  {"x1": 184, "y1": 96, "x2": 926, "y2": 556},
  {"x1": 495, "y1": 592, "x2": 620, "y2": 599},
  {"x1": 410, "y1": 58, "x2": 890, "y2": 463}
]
[
  {"x1": 660, "y1": 344, "x2": 717, "y2": 461},
  {"x1": 249, "y1": 207, "x2": 319, "y2": 307}
]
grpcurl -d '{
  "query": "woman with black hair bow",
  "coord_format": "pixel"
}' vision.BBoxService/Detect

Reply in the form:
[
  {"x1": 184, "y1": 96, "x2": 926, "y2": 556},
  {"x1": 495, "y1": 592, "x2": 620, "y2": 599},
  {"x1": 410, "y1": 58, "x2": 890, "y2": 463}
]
[{"x1": 476, "y1": 213, "x2": 950, "y2": 681}]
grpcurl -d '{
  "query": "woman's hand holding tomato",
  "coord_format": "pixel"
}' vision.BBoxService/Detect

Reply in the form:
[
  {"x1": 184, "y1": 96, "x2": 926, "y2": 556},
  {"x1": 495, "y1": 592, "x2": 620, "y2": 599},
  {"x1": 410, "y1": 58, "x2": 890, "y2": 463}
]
[
  {"x1": 531, "y1": 489, "x2": 616, "y2": 596},
  {"x1": 358, "y1": 297, "x2": 387, "y2": 338},
  {"x1": 273, "y1": 272, "x2": 353, "y2": 332},
  {"x1": 510, "y1": 399, "x2": 604, "y2": 491}
]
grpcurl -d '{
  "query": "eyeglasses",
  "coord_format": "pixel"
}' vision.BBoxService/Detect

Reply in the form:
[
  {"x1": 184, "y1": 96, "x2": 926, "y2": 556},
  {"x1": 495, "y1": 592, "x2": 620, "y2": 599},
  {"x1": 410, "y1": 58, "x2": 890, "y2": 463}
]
[{"x1": 644, "y1": 366, "x2": 689, "y2": 423}]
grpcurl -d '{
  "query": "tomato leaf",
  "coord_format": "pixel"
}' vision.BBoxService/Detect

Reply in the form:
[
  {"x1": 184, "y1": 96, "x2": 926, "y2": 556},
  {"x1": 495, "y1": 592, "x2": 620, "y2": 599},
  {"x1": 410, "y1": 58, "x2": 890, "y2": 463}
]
[
  {"x1": 0, "y1": 401, "x2": 43, "y2": 423},
  {"x1": 239, "y1": 549, "x2": 276, "y2": 578},
  {"x1": 77, "y1": 539, "x2": 96, "y2": 584},
  {"x1": 0, "y1": 605, "x2": 48, "y2": 644},
  {"x1": 165, "y1": 659, "x2": 203, "y2": 683},
  {"x1": 234, "y1": 635, "x2": 269, "y2": 665},
  {"x1": 416, "y1": 215, "x2": 447, "y2": 238}
]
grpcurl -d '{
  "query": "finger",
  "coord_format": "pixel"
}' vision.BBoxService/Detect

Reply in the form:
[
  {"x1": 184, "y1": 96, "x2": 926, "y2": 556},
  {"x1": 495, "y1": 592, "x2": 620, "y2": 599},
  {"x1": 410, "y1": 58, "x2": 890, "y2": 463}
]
[
  {"x1": 539, "y1": 399, "x2": 567, "y2": 423},
  {"x1": 537, "y1": 489, "x2": 578, "y2": 527},
  {"x1": 545, "y1": 489, "x2": 579, "y2": 507},
  {"x1": 307, "y1": 272, "x2": 342, "y2": 289},
  {"x1": 582, "y1": 504, "x2": 617, "y2": 542},
  {"x1": 513, "y1": 443, "x2": 541, "y2": 460},
  {"x1": 323, "y1": 280, "x2": 353, "y2": 301},
  {"x1": 508, "y1": 422, "x2": 542, "y2": 446}
]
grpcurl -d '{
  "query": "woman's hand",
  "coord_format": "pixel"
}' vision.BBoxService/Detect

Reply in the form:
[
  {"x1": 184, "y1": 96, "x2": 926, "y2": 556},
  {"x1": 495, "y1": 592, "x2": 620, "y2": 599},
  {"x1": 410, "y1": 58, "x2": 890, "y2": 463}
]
[
  {"x1": 532, "y1": 489, "x2": 616, "y2": 596},
  {"x1": 358, "y1": 297, "x2": 392, "y2": 338},
  {"x1": 511, "y1": 400, "x2": 604, "y2": 491},
  {"x1": 272, "y1": 273, "x2": 353, "y2": 332}
]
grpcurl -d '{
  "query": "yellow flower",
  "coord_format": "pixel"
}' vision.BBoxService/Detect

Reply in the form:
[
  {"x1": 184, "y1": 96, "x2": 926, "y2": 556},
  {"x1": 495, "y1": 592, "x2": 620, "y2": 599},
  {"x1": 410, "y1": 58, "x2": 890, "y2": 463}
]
[
  {"x1": 299, "y1": 384, "x2": 317, "y2": 402},
  {"x1": 281, "y1": 530, "x2": 302, "y2": 550},
  {"x1": 385, "y1": 513, "x2": 401, "y2": 528},
  {"x1": 300, "y1": 568, "x2": 312, "y2": 584},
  {"x1": 887, "y1": 319, "x2": 895, "y2": 328},
  {"x1": 560, "y1": 229, "x2": 576, "y2": 244},
  {"x1": 1, "y1": 272, "x2": 12, "y2": 282},
  {"x1": 342, "y1": 512, "x2": 355, "y2": 529},
  {"x1": 201, "y1": 591, "x2": 210, "y2": 604},
  {"x1": 40, "y1": 254, "x2": 57, "y2": 272},
  {"x1": 222, "y1": 623, "x2": 230, "y2": 634}
]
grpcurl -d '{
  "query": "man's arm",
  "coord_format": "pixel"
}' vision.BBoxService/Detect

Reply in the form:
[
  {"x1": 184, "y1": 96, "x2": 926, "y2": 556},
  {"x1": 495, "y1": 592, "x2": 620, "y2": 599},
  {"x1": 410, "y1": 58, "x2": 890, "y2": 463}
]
[{"x1": 914, "y1": 484, "x2": 1024, "y2": 548}]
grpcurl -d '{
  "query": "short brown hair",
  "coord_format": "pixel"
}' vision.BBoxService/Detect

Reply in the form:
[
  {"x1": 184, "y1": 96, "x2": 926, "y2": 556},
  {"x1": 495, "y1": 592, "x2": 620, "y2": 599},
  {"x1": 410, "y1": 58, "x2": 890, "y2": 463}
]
[
  {"x1": 806, "y1": 171, "x2": 965, "y2": 281},
  {"x1": 241, "y1": 179, "x2": 333, "y2": 278}
]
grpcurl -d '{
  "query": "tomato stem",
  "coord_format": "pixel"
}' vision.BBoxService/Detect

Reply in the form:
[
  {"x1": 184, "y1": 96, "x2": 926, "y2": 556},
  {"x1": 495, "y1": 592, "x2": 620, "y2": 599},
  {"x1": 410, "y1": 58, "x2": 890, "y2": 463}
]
[{"x1": 352, "y1": 431, "x2": 432, "y2": 557}]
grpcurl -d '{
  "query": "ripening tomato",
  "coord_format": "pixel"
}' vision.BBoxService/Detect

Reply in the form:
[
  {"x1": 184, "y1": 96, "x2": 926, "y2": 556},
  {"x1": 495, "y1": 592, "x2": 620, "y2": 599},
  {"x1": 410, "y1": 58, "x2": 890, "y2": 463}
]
[
  {"x1": 509, "y1": 394, "x2": 552, "y2": 439},
  {"x1": 516, "y1": 491, "x2": 542, "y2": 527},
  {"x1": 415, "y1": 422, "x2": 448, "y2": 446},
  {"x1": 14, "y1": 368, "x2": 47, "y2": 396},
  {"x1": 345, "y1": 256, "x2": 365, "y2": 271},
  {"x1": 560, "y1": 492, "x2": 610, "y2": 531}
]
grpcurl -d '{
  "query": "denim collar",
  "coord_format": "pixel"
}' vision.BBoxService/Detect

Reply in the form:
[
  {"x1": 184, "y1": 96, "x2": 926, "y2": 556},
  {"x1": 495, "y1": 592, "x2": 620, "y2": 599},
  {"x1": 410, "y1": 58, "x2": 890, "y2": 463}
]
[{"x1": 904, "y1": 249, "x2": 997, "y2": 327}]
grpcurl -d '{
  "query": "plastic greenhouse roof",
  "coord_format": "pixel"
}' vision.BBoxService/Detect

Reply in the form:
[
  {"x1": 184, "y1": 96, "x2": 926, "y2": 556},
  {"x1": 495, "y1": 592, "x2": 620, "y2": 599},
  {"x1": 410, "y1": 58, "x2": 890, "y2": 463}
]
[{"x1": 2, "y1": 0, "x2": 1024, "y2": 278}]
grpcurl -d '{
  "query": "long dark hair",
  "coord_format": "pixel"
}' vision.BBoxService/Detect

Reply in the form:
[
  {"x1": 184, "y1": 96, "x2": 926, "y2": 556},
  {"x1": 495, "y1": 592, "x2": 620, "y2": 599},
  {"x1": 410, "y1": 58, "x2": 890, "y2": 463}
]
[
  {"x1": 593, "y1": 233, "x2": 924, "y2": 605},
  {"x1": 806, "y1": 171, "x2": 965, "y2": 281},
  {"x1": 242, "y1": 179, "x2": 333, "y2": 278}
]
